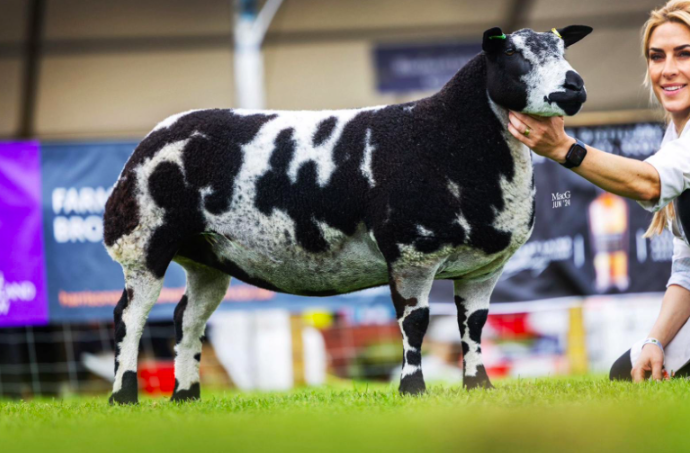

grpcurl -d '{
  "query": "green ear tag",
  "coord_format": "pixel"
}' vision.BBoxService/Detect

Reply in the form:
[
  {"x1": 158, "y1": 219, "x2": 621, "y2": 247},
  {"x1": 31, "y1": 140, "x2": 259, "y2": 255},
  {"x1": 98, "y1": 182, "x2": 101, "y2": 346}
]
[
  {"x1": 551, "y1": 28, "x2": 562, "y2": 39},
  {"x1": 488, "y1": 33, "x2": 507, "y2": 40}
]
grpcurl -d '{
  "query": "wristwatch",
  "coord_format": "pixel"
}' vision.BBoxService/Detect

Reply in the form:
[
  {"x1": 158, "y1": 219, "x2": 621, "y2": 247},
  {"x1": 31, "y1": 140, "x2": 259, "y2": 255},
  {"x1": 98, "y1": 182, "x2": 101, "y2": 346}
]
[{"x1": 561, "y1": 139, "x2": 587, "y2": 169}]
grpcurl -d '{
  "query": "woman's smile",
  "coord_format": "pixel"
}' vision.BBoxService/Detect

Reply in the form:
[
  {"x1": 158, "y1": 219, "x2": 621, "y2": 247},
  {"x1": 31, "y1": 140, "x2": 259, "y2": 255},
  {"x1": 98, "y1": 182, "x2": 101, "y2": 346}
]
[{"x1": 662, "y1": 83, "x2": 688, "y2": 96}]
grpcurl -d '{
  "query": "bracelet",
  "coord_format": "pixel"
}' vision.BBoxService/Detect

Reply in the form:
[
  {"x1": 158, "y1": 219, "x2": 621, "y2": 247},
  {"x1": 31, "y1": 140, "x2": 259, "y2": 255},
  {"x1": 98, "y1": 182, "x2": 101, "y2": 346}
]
[{"x1": 642, "y1": 338, "x2": 665, "y2": 357}]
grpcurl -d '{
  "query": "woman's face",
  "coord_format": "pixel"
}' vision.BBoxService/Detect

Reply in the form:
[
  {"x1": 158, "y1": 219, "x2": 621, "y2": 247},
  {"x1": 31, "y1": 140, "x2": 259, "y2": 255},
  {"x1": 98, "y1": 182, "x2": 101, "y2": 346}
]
[{"x1": 649, "y1": 22, "x2": 690, "y2": 123}]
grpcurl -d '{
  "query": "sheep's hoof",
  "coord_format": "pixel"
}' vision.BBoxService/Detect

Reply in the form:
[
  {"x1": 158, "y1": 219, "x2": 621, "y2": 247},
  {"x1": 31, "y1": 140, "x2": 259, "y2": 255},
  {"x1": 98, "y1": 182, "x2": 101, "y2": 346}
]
[
  {"x1": 463, "y1": 366, "x2": 494, "y2": 390},
  {"x1": 170, "y1": 381, "x2": 200, "y2": 402},
  {"x1": 109, "y1": 371, "x2": 139, "y2": 405},
  {"x1": 399, "y1": 375, "x2": 426, "y2": 395}
]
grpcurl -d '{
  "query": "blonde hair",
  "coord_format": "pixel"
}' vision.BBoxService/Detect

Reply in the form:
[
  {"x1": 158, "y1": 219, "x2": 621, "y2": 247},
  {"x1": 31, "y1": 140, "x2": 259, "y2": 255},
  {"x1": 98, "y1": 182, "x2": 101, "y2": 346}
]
[{"x1": 642, "y1": 1, "x2": 690, "y2": 237}]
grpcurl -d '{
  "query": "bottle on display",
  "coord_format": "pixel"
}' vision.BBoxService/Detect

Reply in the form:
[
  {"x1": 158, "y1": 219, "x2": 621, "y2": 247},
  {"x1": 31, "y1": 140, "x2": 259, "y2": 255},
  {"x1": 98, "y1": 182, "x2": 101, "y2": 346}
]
[{"x1": 588, "y1": 192, "x2": 629, "y2": 292}]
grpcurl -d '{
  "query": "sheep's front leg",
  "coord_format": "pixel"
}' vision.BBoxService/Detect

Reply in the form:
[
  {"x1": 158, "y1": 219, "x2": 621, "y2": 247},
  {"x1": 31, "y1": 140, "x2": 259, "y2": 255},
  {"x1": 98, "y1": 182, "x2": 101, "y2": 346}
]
[
  {"x1": 453, "y1": 271, "x2": 502, "y2": 390},
  {"x1": 389, "y1": 264, "x2": 438, "y2": 395}
]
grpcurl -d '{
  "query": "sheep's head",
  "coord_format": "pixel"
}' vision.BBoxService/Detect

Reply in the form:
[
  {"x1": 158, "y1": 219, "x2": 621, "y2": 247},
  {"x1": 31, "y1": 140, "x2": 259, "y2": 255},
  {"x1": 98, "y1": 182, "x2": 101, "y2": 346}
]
[{"x1": 483, "y1": 25, "x2": 592, "y2": 116}]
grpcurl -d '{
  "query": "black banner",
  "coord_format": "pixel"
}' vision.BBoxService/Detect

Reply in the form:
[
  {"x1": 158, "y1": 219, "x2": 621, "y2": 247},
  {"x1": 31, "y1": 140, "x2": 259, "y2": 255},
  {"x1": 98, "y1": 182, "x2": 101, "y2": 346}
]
[
  {"x1": 430, "y1": 122, "x2": 672, "y2": 304},
  {"x1": 493, "y1": 122, "x2": 671, "y2": 302}
]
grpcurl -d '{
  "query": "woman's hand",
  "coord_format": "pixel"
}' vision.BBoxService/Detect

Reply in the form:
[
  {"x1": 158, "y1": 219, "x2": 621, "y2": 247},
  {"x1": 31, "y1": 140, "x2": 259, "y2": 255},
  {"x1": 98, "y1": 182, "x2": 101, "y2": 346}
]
[
  {"x1": 507, "y1": 111, "x2": 574, "y2": 162},
  {"x1": 631, "y1": 344, "x2": 666, "y2": 382}
]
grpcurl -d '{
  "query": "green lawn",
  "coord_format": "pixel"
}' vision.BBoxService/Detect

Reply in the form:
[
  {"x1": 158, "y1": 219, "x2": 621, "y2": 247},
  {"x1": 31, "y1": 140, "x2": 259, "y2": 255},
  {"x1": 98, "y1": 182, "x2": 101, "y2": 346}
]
[{"x1": 2, "y1": 376, "x2": 690, "y2": 452}]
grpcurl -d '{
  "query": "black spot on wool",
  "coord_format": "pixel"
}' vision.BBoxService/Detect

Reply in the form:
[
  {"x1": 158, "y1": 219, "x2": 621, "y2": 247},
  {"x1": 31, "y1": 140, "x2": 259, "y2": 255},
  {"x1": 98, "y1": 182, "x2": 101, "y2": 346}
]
[
  {"x1": 256, "y1": 128, "x2": 330, "y2": 252},
  {"x1": 312, "y1": 116, "x2": 337, "y2": 146},
  {"x1": 454, "y1": 295, "x2": 467, "y2": 339},
  {"x1": 134, "y1": 110, "x2": 274, "y2": 277},
  {"x1": 528, "y1": 172, "x2": 537, "y2": 230},
  {"x1": 402, "y1": 307, "x2": 429, "y2": 350},
  {"x1": 516, "y1": 29, "x2": 560, "y2": 58},
  {"x1": 467, "y1": 309, "x2": 489, "y2": 344},
  {"x1": 146, "y1": 162, "x2": 206, "y2": 278},
  {"x1": 173, "y1": 294, "x2": 189, "y2": 345},
  {"x1": 103, "y1": 175, "x2": 139, "y2": 247},
  {"x1": 113, "y1": 288, "x2": 131, "y2": 376},
  {"x1": 406, "y1": 350, "x2": 422, "y2": 366},
  {"x1": 103, "y1": 109, "x2": 276, "y2": 249},
  {"x1": 254, "y1": 111, "x2": 376, "y2": 254},
  {"x1": 398, "y1": 307, "x2": 429, "y2": 396}
]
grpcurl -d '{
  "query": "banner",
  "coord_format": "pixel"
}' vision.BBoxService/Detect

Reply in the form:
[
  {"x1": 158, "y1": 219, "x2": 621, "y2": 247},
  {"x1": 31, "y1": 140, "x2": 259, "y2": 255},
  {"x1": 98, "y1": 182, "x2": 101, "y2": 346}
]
[
  {"x1": 0, "y1": 142, "x2": 49, "y2": 327},
  {"x1": 490, "y1": 122, "x2": 670, "y2": 302},
  {"x1": 373, "y1": 42, "x2": 482, "y2": 93}
]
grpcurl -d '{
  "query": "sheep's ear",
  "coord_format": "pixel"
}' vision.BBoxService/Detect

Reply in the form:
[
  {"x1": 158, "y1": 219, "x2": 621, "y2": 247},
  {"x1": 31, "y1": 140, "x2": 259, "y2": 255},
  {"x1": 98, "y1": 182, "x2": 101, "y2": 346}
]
[
  {"x1": 555, "y1": 25, "x2": 593, "y2": 48},
  {"x1": 483, "y1": 27, "x2": 506, "y2": 53}
]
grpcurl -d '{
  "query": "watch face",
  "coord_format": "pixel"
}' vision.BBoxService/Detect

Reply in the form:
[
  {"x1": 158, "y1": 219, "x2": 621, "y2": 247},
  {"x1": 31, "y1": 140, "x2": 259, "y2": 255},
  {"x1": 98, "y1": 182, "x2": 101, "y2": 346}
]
[
  {"x1": 566, "y1": 143, "x2": 587, "y2": 167},
  {"x1": 570, "y1": 145, "x2": 586, "y2": 163}
]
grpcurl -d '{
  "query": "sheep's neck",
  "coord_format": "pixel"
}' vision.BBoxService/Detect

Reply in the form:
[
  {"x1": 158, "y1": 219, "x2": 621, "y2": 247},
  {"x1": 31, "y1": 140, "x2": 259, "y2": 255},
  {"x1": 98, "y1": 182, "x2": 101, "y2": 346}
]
[
  {"x1": 428, "y1": 54, "x2": 491, "y2": 115},
  {"x1": 428, "y1": 55, "x2": 529, "y2": 160}
]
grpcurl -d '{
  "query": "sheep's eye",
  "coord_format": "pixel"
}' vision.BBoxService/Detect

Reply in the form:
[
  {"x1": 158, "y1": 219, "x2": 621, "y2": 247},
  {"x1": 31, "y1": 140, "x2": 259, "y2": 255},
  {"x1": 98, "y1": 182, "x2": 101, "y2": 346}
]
[{"x1": 505, "y1": 49, "x2": 515, "y2": 56}]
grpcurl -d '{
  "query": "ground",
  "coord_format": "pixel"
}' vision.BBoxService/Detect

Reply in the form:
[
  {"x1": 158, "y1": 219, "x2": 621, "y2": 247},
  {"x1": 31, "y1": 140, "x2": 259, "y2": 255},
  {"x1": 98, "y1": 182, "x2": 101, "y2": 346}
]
[{"x1": 2, "y1": 376, "x2": 690, "y2": 452}]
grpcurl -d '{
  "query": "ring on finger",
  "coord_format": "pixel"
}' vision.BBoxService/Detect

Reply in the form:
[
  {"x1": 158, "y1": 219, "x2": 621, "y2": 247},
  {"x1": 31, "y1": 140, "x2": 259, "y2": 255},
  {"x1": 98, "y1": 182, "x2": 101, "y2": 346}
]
[{"x1": 523, "y1": 126, "x2": 531, "y2": 137}]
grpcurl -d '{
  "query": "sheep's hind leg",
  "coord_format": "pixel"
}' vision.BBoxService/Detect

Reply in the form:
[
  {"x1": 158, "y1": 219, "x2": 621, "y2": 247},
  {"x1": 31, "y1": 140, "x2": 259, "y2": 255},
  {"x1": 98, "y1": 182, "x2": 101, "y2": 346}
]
[
  {"x1": 389, "y1": 263, "x2": 439, "y2": 395},
  {"x1": 453, "y1": 272, "x2": 502, "y2": 390},
  {"x1": 110, "y1": 269, "x2": 164, "y2": 405},
  {"x1": 171, "y1": 261, "x2": 230, "y2": 402}
]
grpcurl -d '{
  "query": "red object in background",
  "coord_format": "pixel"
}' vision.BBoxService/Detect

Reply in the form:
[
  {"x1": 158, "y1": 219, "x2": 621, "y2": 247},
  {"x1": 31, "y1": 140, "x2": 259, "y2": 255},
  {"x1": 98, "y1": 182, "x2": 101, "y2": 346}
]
[
  {"x1": 139, "y1": 361, "x2": 176, "y2": 395},
  {"x1": 487, "y1": 313, "x2": 532, "y2": 338},
  {"x1": 486, "y1": 363, "x2": 511, "y2": 378}
]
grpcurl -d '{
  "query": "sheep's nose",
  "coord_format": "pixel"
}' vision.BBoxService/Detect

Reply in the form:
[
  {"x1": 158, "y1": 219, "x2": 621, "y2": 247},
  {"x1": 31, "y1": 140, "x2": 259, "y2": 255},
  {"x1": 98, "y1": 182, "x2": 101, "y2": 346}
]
[{"x1": 564, "y1": 71, "x2": 584, "y2": 92}]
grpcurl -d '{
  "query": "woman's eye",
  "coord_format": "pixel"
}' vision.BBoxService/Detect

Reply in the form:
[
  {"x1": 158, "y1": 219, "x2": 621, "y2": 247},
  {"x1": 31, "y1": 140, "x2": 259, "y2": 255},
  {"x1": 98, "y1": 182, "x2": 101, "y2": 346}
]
[
  {"x1": 680, "y1": 51, "x2": 690, "y2": 58},
  {"x1": 650, "y1": 54, "x2": 663, "y2": 61}
]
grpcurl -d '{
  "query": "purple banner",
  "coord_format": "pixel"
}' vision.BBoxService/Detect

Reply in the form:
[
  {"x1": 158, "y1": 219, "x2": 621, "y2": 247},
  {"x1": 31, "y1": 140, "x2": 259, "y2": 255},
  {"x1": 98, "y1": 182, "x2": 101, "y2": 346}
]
[{"x1": 0, "y1": 142, "x2": 49, "y2": 327}]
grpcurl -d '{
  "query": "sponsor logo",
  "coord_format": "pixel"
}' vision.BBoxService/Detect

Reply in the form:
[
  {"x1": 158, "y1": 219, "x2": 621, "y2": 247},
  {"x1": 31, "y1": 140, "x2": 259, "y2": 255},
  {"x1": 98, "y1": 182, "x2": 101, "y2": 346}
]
[
  {"x1": 551, "y1": 191, "x2": 571, "y2": 209},
  {"x1": 0, "y1": 272, "x2": 37, "y2": 315},
  {"x1": 51, "y1": 186, "x2": 111, "y2": 243}
]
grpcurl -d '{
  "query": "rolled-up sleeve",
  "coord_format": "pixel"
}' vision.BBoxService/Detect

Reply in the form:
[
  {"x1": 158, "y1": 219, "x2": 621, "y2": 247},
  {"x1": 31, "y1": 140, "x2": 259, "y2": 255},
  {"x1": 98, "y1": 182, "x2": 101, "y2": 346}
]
[{"x1": 637, "y1": 137, "x2": 690, "y2": 212}]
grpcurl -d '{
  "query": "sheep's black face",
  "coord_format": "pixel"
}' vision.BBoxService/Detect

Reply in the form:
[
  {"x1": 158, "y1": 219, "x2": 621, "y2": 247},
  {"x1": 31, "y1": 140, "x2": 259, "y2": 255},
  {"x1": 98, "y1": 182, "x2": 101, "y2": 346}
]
[{"x1": 483, "y1": 25, "x2": 592, "y2": 116}]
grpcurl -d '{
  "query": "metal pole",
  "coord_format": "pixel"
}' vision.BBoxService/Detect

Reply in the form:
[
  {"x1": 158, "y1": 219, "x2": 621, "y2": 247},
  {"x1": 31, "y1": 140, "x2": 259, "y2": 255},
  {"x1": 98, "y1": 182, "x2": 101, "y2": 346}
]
[
  {"x1": 18, "y1": 0, "x2": 46, "y2": 138},
  {"x1": 233, "y1": 0, "x2": 284, "y2": 110}
]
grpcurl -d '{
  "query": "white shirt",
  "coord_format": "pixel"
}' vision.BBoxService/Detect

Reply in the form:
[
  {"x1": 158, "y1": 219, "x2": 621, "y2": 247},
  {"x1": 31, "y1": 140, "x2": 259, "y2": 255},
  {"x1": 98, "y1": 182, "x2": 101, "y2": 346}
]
[{"x1": 638, "y1": 121, "x2": 690, "y2": 260}]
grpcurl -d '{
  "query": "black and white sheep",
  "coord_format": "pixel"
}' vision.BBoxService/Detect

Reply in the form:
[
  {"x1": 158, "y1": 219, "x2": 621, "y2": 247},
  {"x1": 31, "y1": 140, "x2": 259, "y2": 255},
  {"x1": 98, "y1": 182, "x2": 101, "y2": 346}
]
[{"x1": 103, "y1": 25, "x2": 592, "y2": 404}]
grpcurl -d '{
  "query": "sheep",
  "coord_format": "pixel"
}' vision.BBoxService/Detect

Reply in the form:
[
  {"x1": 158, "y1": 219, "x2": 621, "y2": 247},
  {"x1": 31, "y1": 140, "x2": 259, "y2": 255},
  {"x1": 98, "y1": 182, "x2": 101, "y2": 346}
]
[{"x1": 103, "y1": 25, "x2": 592, "y2": 404}]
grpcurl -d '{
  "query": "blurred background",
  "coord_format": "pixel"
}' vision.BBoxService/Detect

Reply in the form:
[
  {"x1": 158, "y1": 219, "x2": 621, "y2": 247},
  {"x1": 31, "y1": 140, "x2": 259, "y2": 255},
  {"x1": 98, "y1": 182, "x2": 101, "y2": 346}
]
[{"x1": 0, "y1": 0, "x2": 675, "y2": 398}]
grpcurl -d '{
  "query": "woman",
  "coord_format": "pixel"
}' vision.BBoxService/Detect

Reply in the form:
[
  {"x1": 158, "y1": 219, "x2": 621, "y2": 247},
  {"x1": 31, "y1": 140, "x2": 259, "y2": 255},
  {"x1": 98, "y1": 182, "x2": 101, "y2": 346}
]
[{"x1": 507, "y1": 0, "x2": 690, "y2": 382}]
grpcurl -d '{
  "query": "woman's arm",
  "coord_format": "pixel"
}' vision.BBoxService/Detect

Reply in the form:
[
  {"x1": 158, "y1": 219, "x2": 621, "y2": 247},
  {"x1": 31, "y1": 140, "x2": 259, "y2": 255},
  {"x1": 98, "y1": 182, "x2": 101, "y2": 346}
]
[
  {"x1": 632, "y1": 285, "x2": 690, "y2": 381},
  {"x1": 507, "y1": 112, "x2": 661, "y2": 202}
]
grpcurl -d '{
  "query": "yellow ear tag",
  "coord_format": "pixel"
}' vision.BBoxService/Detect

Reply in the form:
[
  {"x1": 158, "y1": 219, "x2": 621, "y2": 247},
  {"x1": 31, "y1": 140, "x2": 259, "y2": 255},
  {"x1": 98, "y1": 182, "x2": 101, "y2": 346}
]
[{"x1": 552, "y1": 28, "x2": 562, "y2": 39}]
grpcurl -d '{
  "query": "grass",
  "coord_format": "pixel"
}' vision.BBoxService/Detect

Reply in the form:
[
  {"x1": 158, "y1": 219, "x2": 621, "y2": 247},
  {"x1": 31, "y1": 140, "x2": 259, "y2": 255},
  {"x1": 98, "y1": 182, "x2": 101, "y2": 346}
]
[{"x1": 2, "y1": 376, "x2": 690, "y2": 452}]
